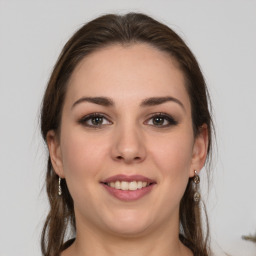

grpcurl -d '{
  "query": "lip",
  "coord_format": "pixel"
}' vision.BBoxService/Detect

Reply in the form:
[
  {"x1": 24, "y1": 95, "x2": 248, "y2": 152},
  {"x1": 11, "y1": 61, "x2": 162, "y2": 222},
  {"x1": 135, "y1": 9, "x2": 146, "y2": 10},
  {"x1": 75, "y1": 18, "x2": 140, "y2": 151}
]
[
  {"x1": 101, "y1": 174, "x2": 156, "y2": 201},
  {"x1": 102, "y1": 174, "x2": 156, "y2": 184}
]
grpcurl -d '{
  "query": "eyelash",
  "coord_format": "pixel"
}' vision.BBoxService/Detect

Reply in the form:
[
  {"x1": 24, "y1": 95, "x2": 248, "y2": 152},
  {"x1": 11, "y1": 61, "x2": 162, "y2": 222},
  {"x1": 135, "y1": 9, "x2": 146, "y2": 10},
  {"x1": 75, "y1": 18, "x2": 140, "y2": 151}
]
[
  {"x1": 146, "y1": 113, "x2": 178, "y2": 127},
  {"x1": 78, "y1": 113, "x2": 112, "y2": 128},
  {"x1": 78, "y1": 112, "x2": 178, "y2": 128}
]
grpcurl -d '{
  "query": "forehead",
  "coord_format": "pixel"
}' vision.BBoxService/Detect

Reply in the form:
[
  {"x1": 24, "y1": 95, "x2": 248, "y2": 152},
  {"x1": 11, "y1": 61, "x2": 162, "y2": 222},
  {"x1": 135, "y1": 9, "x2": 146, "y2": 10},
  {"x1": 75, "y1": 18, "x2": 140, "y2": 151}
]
[{"x1": 66, "y1": 43, "x2": 190, "y2": 110}]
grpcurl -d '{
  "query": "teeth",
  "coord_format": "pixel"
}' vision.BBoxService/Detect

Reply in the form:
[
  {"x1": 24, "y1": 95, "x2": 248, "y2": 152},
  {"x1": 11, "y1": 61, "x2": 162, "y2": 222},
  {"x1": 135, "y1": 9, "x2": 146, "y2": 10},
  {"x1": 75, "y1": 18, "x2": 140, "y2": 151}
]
[
  {"x1": 115, "y1": 181, "x2": 121, "y2": 189},
  {"x1": 129, "y1": 181, "x2": 137, "y2": 191},
  {"x1": 121, "y1": 181, "x2": 129, "y2": 190},
  {"x1": 107, "y1": 181, "x2": 149, "y2": 190}
]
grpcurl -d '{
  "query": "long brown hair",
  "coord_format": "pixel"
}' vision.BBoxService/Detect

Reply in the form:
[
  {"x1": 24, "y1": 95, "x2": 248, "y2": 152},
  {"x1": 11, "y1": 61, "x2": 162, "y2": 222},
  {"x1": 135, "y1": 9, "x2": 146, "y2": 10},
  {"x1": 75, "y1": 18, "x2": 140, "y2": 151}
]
[{"x1": 41, "y1": 13, "x2": 213, "y2": 256}]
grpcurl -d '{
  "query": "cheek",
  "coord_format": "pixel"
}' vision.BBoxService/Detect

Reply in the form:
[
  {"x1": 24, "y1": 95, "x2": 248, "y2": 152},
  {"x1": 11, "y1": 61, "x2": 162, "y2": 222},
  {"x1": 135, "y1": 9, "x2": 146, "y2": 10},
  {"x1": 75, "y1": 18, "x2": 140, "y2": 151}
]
[
  {"x1": 59, "y1": 128, "x2": 111, "y2": 209},
  {"x1": 151, "y1": 132, "x2": 193, "y2": 172},
  {"x1": 60, "y1": 127, "x2": 109, "y2": 180},
  {"x1": 149, "y1": 131, "x2": 194, "y2": 199}
]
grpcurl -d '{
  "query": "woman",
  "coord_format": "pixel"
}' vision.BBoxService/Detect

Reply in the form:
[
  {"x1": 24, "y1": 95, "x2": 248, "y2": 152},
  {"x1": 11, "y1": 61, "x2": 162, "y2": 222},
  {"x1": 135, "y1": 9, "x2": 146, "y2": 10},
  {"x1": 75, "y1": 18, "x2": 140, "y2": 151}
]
[{"x1": 41, "y1": 13, "x2": 213, "y2": 256}]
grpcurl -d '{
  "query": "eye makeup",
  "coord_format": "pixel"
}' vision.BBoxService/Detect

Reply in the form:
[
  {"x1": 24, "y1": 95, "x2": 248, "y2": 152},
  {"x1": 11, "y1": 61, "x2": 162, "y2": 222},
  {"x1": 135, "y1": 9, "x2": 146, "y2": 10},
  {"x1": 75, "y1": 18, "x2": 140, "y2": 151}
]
[
  {"x1": 144, "y1": 112, "x2": 178, "y2": 128},
  {"x1": 78, "y1": 112, "x2": 112, "y2": 128},
  {"x1": 78, "y1": 112, "x2": 178, "y2": 129}
]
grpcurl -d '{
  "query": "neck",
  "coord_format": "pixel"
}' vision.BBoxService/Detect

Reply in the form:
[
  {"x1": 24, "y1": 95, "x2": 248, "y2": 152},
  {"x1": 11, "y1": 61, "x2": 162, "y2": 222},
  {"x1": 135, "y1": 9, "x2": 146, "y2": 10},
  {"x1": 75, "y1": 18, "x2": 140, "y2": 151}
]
[{"x1": 62, "y1": 213, "x2": 192, "y2": 256}]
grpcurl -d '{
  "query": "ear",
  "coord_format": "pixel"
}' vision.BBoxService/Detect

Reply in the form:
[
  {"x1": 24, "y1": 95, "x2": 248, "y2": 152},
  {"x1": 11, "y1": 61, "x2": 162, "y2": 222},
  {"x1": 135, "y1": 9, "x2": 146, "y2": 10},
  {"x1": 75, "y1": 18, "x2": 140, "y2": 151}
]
[
  {"x1": 189, "y1": 124, "x2": 209, "y2": 177},
  {"x1": 46, "y1": 130, "x2": 65, "y2": 178}
]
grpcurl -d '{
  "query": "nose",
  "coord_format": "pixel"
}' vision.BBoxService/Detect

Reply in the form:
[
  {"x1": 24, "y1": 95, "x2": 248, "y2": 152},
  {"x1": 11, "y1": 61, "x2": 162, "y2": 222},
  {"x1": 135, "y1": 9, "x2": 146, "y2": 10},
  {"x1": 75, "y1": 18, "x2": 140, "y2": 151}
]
[{"x1": 111, "y1": 123, "x2": 146, "y2": 164}]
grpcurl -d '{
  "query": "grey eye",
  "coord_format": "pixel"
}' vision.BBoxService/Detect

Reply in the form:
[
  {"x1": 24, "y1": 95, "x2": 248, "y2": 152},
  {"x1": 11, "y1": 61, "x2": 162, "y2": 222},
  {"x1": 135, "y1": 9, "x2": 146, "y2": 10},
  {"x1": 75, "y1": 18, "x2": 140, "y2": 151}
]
[
  {"x1": 152, "y1": 116, "x2": 166, "y2": 126},
  {"x1": 146, "y1": 113, "x2": 178, "y2": 127},
  {"x1": 91, "y1": 116, "x2": 104, "y2": 125},
  {"x1": 79, "y1": 113, "x2": 112, "y2": 127}
]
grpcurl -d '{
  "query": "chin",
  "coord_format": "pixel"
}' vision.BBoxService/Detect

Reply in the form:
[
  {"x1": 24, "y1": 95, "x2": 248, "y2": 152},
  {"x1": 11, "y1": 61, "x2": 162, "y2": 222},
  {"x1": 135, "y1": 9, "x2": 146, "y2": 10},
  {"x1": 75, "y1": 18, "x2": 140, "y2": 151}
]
[
  {"x1": 102, "y1": 210, "x2": 153, "y2": 237},
  {"x1": 107, "y1": 223, "x2": 150, "y2": 238}
]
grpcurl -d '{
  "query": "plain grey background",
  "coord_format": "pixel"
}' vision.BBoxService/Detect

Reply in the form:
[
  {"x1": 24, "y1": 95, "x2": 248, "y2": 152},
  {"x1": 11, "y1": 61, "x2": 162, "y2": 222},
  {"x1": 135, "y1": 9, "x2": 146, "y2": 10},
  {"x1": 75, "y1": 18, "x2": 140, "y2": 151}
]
[{"x1": 0, "y1": 1, "x2": 256, "y2": 255}]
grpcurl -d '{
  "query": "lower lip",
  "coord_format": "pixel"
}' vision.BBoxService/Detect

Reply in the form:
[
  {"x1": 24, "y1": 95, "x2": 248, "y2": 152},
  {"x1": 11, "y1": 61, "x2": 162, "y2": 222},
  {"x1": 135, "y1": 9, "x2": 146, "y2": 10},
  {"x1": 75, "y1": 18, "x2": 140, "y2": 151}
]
[{"x1": 102, "y1": 183, "x2": 155, "y2": 201}]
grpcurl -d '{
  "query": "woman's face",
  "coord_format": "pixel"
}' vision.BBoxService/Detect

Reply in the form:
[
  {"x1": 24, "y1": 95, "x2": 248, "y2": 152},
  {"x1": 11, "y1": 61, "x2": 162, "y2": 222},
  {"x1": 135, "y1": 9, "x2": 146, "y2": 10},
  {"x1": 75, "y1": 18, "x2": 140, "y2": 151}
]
[{"x1": 48, "y1": 43, "x2": 207, "y2": 237}]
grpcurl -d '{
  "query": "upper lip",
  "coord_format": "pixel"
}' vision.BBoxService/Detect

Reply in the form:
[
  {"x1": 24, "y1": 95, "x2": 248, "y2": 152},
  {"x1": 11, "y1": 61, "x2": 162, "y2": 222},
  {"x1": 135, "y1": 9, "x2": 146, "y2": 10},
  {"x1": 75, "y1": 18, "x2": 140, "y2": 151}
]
[{"x1": 101, "y1": 174, "x2": 156, "y2": 184}]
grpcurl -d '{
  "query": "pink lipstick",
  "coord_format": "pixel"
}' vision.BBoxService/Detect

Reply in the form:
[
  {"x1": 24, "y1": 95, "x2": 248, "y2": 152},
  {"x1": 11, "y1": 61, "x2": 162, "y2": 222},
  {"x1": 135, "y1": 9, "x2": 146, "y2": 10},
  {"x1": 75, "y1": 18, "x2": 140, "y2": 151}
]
[{"x1": 101, "y1": 175, "x2": 156, "y2": 201}]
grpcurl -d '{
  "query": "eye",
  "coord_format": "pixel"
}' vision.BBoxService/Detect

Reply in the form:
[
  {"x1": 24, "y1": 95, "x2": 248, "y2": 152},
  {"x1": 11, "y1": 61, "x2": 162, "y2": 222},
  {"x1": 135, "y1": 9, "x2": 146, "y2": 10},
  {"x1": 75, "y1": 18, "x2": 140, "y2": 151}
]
[
  {"x1": 79, "y1": 113, "x2": 112, "y2": 128},
  {"x1": 145, "y1": 113, "x2": 178, "y2": 127}
]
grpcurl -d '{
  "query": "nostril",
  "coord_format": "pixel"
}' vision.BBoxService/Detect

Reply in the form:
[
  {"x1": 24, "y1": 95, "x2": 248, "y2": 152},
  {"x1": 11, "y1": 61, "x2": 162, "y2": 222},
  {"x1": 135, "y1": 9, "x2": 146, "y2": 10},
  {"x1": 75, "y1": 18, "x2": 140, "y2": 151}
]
[{"x1": 115, "y1": 155, "x2": 141, "y2": 162}]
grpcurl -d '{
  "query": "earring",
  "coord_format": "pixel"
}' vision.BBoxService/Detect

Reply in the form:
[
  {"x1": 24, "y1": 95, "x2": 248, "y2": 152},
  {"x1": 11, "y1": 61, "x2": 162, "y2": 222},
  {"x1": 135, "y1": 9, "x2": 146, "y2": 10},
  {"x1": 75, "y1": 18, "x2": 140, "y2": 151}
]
[
  {"x1": 58, "y1": 177, "x2": 62, "y2": 196},
  {"x1": 193, "y1": 170, "x2": 200, "y2": 202}
]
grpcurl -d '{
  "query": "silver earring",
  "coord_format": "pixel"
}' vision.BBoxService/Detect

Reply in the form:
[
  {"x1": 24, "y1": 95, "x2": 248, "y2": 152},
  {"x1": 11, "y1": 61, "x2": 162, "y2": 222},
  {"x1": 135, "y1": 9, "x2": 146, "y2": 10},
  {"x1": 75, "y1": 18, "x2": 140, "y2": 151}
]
[
  {"x1": 193, "y1": 170, "x2": 200, "y2": 202},
  {"x1": 58, "y1": 177, "x2": 62, "y2": 196}
]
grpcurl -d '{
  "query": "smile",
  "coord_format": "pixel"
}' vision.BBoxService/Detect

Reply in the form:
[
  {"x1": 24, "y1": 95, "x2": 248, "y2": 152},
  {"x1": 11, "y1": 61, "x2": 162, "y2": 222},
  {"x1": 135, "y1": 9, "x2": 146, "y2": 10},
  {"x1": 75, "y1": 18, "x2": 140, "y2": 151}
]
[
  {"x1": 101, "y1": 175, "x2": 156, "y2": 201},
  {"x1": 106, "y1": 181, "x2": 150, "y2": 190}
]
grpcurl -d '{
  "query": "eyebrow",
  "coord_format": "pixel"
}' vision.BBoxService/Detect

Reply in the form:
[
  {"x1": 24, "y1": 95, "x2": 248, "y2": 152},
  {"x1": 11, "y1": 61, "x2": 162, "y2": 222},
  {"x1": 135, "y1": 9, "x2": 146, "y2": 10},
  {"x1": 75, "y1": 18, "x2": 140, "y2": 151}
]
[
  {"x1": 140, "y1": 96, "x2": 185, "y2": 110},
  {"x1": 72, "y1": 97, "x2": 114, "y2": 109},
  {"x1": 72, "y1": 96, "x2": 185, "y2": 111}
]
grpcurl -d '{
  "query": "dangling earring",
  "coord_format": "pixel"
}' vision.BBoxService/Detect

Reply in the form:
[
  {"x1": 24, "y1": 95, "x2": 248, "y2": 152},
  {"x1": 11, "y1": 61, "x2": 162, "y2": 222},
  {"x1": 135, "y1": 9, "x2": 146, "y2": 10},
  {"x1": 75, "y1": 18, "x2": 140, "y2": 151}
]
[
  {"x1": 58, "y1": 177, "x2": 62, "y2": 196},
  {"x1": 193, "y1": 170, "x2": 200, "y2": 202}
]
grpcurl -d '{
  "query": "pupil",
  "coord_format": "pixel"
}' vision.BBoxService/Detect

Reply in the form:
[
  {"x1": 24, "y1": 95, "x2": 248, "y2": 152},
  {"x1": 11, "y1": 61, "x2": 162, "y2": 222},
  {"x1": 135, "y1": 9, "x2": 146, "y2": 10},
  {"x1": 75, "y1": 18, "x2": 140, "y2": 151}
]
[
  {"x1": 92, "y1": 116, "x2": 103, "y2": 125},
  {"x1": 153, "y1": 117, "x2": 164, "y2": 125}
]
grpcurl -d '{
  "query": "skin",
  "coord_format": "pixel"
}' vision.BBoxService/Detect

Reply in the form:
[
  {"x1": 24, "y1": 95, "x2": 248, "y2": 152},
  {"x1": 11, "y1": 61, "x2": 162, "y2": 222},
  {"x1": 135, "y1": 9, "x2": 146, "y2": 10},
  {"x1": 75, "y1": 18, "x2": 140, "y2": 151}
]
[{"x1": 47, "y1": 43, "x2": 208, "y2": 256}]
